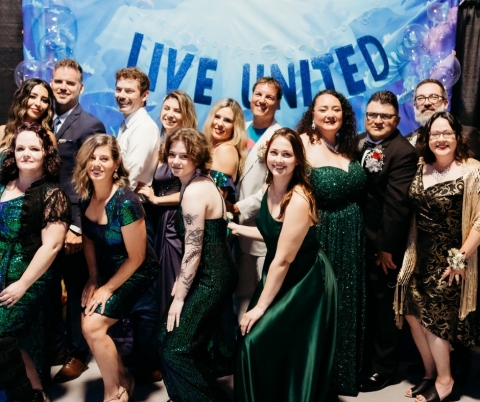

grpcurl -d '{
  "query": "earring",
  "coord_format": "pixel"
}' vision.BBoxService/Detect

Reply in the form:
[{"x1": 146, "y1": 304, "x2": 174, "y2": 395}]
[
  {"x1": 311, "y1": 121, "x2": 316, "y2": 131},
  {"x1": 113, "y1": 170, "x2": 119, "y2": 180}
]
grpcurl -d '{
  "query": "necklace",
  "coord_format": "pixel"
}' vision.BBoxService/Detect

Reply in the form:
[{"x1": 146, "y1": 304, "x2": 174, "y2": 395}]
[
  {"x1": 432, "y1": 165, "x2": 450, "y2": 181},
  {"x1": 313, "y1": 134, "x2": 339, "y2": 154}
]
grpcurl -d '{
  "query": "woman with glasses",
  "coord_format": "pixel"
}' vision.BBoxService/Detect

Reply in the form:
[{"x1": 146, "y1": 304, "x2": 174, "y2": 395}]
[
  {"x1": 296, "y1": 90, "x2": 366, "y2": 398},
  {"x1": 395, "y1": 111, "x2": 480, "y2": 402}
]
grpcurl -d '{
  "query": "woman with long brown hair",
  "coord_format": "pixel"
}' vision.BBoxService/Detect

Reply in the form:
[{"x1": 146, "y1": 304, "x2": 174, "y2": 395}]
[{"x1": 229, "y1": 128, "x2": 337, "y2": 402}]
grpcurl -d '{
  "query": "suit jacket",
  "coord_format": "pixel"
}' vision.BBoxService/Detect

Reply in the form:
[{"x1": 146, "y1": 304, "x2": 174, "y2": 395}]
[
  {"x1": 56, "y1": 103, "x2": 106, "y2": 227},
  {"x1": 406, "y1": 124, "x2": 480, "y2": 160},
  {"x1": 236, "y1": 120, "x2": 281, "y2": 256},
  {"x1": 357, "y1": 130, "x2": 418, "y2": 259}
]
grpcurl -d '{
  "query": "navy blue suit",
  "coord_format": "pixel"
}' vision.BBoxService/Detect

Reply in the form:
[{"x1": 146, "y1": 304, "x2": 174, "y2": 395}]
[{"x1": 52, "y1": 104, "x2": 105, "y2": 361}]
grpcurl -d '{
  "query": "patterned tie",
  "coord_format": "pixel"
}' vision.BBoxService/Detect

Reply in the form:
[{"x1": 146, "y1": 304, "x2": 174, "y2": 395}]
[{"x1": 54, "y1": 117, "x2": 61, "y2": 136}]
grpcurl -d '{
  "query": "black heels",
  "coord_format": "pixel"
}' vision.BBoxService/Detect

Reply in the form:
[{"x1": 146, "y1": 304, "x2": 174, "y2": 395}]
[{"x1": 406, "y1": 378, "x2": 435, "y2": 398}]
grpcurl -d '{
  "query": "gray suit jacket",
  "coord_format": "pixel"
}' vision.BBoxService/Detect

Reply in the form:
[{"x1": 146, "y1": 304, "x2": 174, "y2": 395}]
[{"x1": 236, "y1": 120, "x2": 281, "y2": 256}]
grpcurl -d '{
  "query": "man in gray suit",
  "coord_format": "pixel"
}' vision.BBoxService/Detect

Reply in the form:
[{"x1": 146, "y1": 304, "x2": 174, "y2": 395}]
[{"x1": 233, "y1": 76, "x2": 282, "y2": 321}]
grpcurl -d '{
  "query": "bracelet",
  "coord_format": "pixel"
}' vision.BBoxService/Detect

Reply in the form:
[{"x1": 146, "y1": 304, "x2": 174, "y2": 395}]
[{"x1": 447, "y1": 248, "x2": 466, "y2": 270}]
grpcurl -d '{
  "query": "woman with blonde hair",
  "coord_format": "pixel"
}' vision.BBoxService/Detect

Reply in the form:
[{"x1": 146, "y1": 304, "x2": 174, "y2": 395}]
[
  {"x1": 74, "y1": 134, "x2": 158, "y2": 402},
  {"x1": 136, "y1": 90, "x2": 198, "y2": 317},
  {"x1": 0, "y1": 79, "x2": 56, "y2": 163},
  {"x1": 203, "y1": 98, "x2": 247, "y2": 198}
]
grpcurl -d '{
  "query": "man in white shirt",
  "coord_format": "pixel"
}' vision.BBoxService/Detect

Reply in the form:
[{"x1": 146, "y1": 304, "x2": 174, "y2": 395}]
[
  {"x1": 234, "y1": 77, "x2": 282, "y2": 321},
  {"x1": 115, "y1": 67, "x2": 160, "y2": 190},
  {"x1": 114, "y1": 67, "x2": 162, "y2": 383}
]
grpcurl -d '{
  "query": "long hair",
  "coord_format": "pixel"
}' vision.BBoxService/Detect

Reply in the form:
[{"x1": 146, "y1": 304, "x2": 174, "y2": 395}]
[
  {"x1": 0, "y1": 122, "x2": 60, "y2": 184},
  {"x1": 203, "y1": 98, "x2": 248, "y2": 175},
  {"x1": 423, "y1": 111, "x2": 470, "y2": 164},
  {"x1": 265, "y1": 128, "x2": 317, "y2": 223},
  {"x1": 296, "y1": 89, "x2": 357, "y2": 159},
  {"x1": 161, "y1": 128, "x2": 212, "y2": 174},
  {"x1": 161, "y1": 90, "x2": 197, "y2": 134},
  {"x1": 0, "y1": 79, "x2": 54, "y2": 151},
  {"x1": 73, "y1": 134, "x2": 130, "y2": 199}
]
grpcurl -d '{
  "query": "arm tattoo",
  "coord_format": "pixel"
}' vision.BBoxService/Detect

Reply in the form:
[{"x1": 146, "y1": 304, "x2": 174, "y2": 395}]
[
  {"x1": 185, "y1": 247, "x2": 202, "y2": 265},
  {"x1": 180, "y1": 268, "x2": 195, "y2": 291},
  {"x1": 183, "y1": 213, "x2": 199, "y2": 226},
  {"x1": 185, "y1": 228, "x2": 204, "y2": 246}
]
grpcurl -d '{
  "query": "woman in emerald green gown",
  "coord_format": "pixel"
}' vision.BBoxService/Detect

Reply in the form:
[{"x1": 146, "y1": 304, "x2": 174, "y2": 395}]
[{"x1": 229, "y1": 128, "x2": 337, "y2": 402}]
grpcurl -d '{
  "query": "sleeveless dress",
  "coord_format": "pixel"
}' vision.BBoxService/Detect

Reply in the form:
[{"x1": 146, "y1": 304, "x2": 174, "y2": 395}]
[
  {"x1": 0, "y1": 183, "x2": 70, "y2": 378},
  {"x1": 157, "y1": 180, "x2": 238, "y2": 402},
  {"x1": 235, "y1": 190, "x2": 338, "y2": 402},
  {"x1": 151, "y1": 164, "x2": 182, "y2": 316},
  {"x1": 309, "y1": 161, "x2": 366, "y2": 396},
  {"x1": 80, "y1": 186, "x2": 158, "y2": 318},
  {"x1": 404, "y1": 171, "x2": 477, "y2": 346}
]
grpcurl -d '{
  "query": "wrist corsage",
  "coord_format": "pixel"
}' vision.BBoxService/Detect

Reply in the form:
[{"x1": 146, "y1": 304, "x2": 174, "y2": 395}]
[
  {"x1": 447, "y1": 248, "x2": 466, "y2": 270},
  {"x1": 257, "y1": 141, "x2": 269, "y2": 162},
  {"x1": 364, "y1": 147, "x2": 385, "y2": 173}
]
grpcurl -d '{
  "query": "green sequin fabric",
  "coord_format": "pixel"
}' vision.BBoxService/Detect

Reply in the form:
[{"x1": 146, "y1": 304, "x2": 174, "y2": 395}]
[
  {"x1": 309, "y1": 161, "x2": 366, "y2": 396},
  {"x1": 80, "y1": 186, "x2": 158, "y2": 318},
  {"x1": 158, "y1": 205, "x2": 238, "y2": 402}
]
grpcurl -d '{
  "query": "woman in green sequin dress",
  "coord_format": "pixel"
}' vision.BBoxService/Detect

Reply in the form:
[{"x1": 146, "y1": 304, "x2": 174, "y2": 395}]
[
  {"x1": 203, "y1": 98, "x2": 248, "y2": 200},
  {"x1": 297, "y1": 90, "x2": 366, "y2": 397},
  {"x1": 0, "y1": 123, "x2": 70, "y2": 401},
  {"x1": 157, "y1": 128, "x2": 238, "y2": 402},
  {"x1": 230, "y1": 128, "x2": 337, "y2": 402},
  {"x1": 74, "y1": 135, "x2": 158, "y2": 402}
]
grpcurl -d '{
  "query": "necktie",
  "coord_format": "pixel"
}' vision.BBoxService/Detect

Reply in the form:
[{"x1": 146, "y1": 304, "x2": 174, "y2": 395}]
[
  {"x1": 364, "y1": 140, "x2": 378, "y2": 149},
  {"x1": 54, "y1": 117, "x2": 61, "y2": 135},
  {"x1": 118, "y1": 121, "x2": 126, "y2": 137}
]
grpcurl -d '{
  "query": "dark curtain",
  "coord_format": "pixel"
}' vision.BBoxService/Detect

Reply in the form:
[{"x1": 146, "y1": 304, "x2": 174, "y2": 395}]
[
  {"x1": 452, "y1": 0, "x2": 480, "y2": 131},
  {"x1": 0, "y1": 0, "x2": 23, "y2": 123}
]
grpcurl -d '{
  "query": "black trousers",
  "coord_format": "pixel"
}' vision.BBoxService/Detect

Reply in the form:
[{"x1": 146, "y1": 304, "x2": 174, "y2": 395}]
[{"x1": 363, "y1": 240, "x2": 402, "y2": 377}]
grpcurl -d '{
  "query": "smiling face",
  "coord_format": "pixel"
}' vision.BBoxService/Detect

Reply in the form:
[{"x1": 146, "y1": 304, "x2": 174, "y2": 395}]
[
  {"x1": 365, "y1": 101, "x2": 400, "y2": 141},
  {"x1": 50, "y1": 66, "x2": 84, "y2": 113},
  {"x1": 250, "y1": 83, "x2": 280, "y2": 123},
  {"x1": 266, "y1": 136, "x2": 297, "y2": 179},
  {"x1": 312, "y1": 93, "x2": 343, "y2": 135},
  {"x1": 414, "y1": 82, "x2": 448, "y2": 126},
  {"x1": 167, "y1": 140, "x2": 197, "y2": 182},
  {"x1": 428, "y1": 117, "x2": 457, "y2": 160},
  {"x1": 87, "y1": 145, "x2": 119, "y2": 184},
  {"x1": 15, "y1": 130, "x2": 45, "y2": 176},
  {"x1": 24, "y1": 84, "x2": 50, "y2": 123},
  {"x1": 160, "y1": 97, "x2": 183, "y2": 135},
  {"x1": 211, "y1": 106, "x2": 234, "y2": 145},
  {"x1": 115, "y1": 78, "x2": 148, "y2": 117}
]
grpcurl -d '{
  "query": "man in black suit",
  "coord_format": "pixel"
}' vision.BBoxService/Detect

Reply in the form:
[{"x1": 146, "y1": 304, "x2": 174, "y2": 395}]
[
  {"x1": 49, "y1": 58, "x2": 106, "y2": 383},
  {"x1": 406, "y1": 78, "x2": 480, "y2": 159},
  {"x1": 357, "y1": 90, "x2": 418, "y2": 392}
]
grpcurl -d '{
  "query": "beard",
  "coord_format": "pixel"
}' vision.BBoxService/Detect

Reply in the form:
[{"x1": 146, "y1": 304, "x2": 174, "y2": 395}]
[{"x1": 414, "y1": 103, "x2": 446, "y2": 127}]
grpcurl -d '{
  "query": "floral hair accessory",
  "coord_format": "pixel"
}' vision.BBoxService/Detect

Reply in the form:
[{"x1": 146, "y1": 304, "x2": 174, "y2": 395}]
[
  {"x1": 365, "y1": 147, "x2": 384, "y2": 173},
  {"x1": 257, "y1": 140, "x2": 269, "y2": 162}
]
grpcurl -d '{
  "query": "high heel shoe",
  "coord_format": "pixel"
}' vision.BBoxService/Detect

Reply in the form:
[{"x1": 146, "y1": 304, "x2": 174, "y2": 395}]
[
  {"x1": 405, "y1": 378, "x2": 435, "y2": 398},
  {"x1": 103, "y1": 386, "x2": 127, "y2": 402},
  {"x1": 417, "y1": 381, "x2": 454, "y2": 402}
]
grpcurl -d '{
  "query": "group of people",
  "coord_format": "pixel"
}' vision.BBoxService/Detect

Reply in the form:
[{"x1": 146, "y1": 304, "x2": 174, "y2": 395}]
[{"x1": 0, "y1": 56, "x2": 478, "y2": 402}]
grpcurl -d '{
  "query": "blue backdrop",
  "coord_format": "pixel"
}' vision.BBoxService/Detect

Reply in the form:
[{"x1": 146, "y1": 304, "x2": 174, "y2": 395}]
[{"x1": 21, "y1": 0, "x2": 461, "y2": 136}]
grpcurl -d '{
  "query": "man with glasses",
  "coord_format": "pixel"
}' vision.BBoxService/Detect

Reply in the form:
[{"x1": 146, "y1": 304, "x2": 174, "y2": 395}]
[
  {"x1": 357, "y1": 90, "x2": 418, "y2": 392},
  {"x1": 407, "y1": 78, "x2": 480, "y2": 159}
]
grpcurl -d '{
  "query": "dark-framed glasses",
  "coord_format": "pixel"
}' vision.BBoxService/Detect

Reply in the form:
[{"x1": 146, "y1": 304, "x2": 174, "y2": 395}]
[
  {"x1": 430, "y1": 130, "x2": 455, "y2": 139},
  {"x1": 366, "y1": 112, "x2": 397, "y2": 121},
  {"x1": 414, "y1": 94, "x2": 444, "y2": 104}
]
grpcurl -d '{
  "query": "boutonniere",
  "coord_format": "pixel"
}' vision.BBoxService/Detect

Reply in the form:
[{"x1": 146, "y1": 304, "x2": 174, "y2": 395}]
[
  {"x1": 256, "y1": 141, "x2": 269, "y2": 162},
  {"x1": 365, "y1": 146, "x2": 384, "y2": 173}
]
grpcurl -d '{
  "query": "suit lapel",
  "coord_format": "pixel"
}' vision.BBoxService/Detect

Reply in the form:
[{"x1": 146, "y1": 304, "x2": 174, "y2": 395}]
[{"x1": 56, "y1": 104, "x2": 81, "y2": 139}]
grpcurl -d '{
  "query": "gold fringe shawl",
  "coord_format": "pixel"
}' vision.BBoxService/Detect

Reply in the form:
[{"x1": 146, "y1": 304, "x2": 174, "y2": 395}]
[{"x1": 394, "y1": 158, "x2": 480, "y2": 328}]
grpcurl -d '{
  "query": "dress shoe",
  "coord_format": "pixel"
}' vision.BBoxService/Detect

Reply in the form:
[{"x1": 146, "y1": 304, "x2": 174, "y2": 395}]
[
  {"x1": 50, "y1": 351, "x2": 67, "y2": 366},
  {"x1": 358, "y1": 372, "x2": 392, "y2": 392},
  {"x1": 52, "y1": 356, "x2": 88, "y2": 383},
  {"x1": 130, "y1": 368, "x2": 163, "y2": 384}
]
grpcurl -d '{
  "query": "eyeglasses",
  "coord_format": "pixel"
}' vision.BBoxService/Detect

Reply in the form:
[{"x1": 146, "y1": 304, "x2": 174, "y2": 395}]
[
  {"x1": 414, "y1": 94, "x2": 444, "y2": 104},
  {"x1": 366, "y1": 112, "x2": 397, "y2": 121},
  {"x1": 430, "y1": 131, "x2": 455, "y2": 139}
]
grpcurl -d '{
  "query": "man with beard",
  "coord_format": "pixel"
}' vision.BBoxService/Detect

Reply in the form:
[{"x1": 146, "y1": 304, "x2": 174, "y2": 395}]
[{"x1": 406, "y1": 79, "x2": 480, "y2": 159}]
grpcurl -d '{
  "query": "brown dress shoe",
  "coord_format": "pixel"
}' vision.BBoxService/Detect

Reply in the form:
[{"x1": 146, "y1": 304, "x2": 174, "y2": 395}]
[{"x1": 52, "y1": 356, "x2": 88, "y2": 383}]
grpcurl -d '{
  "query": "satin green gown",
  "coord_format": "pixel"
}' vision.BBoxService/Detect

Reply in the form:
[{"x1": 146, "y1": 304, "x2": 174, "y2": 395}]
[{"x1": 235, "y1": 191, "x2": 338, "y2": 402}]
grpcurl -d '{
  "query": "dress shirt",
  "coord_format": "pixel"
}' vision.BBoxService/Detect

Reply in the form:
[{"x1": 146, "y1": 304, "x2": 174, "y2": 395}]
[{"x1": 117, "y1": 107, "x2": 160, "y2": 189}]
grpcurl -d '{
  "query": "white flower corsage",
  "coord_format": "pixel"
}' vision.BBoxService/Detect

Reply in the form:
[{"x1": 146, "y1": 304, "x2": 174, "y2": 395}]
[
  {"x1": 447, "y1": 248, "x2": 466, "y2": 284},
  {"x1": 256, "y1": 141, "x2": 269, "y2": 162},
  {"x1": 364, "y1": 147, "x2": 385, "y2": 173}
]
